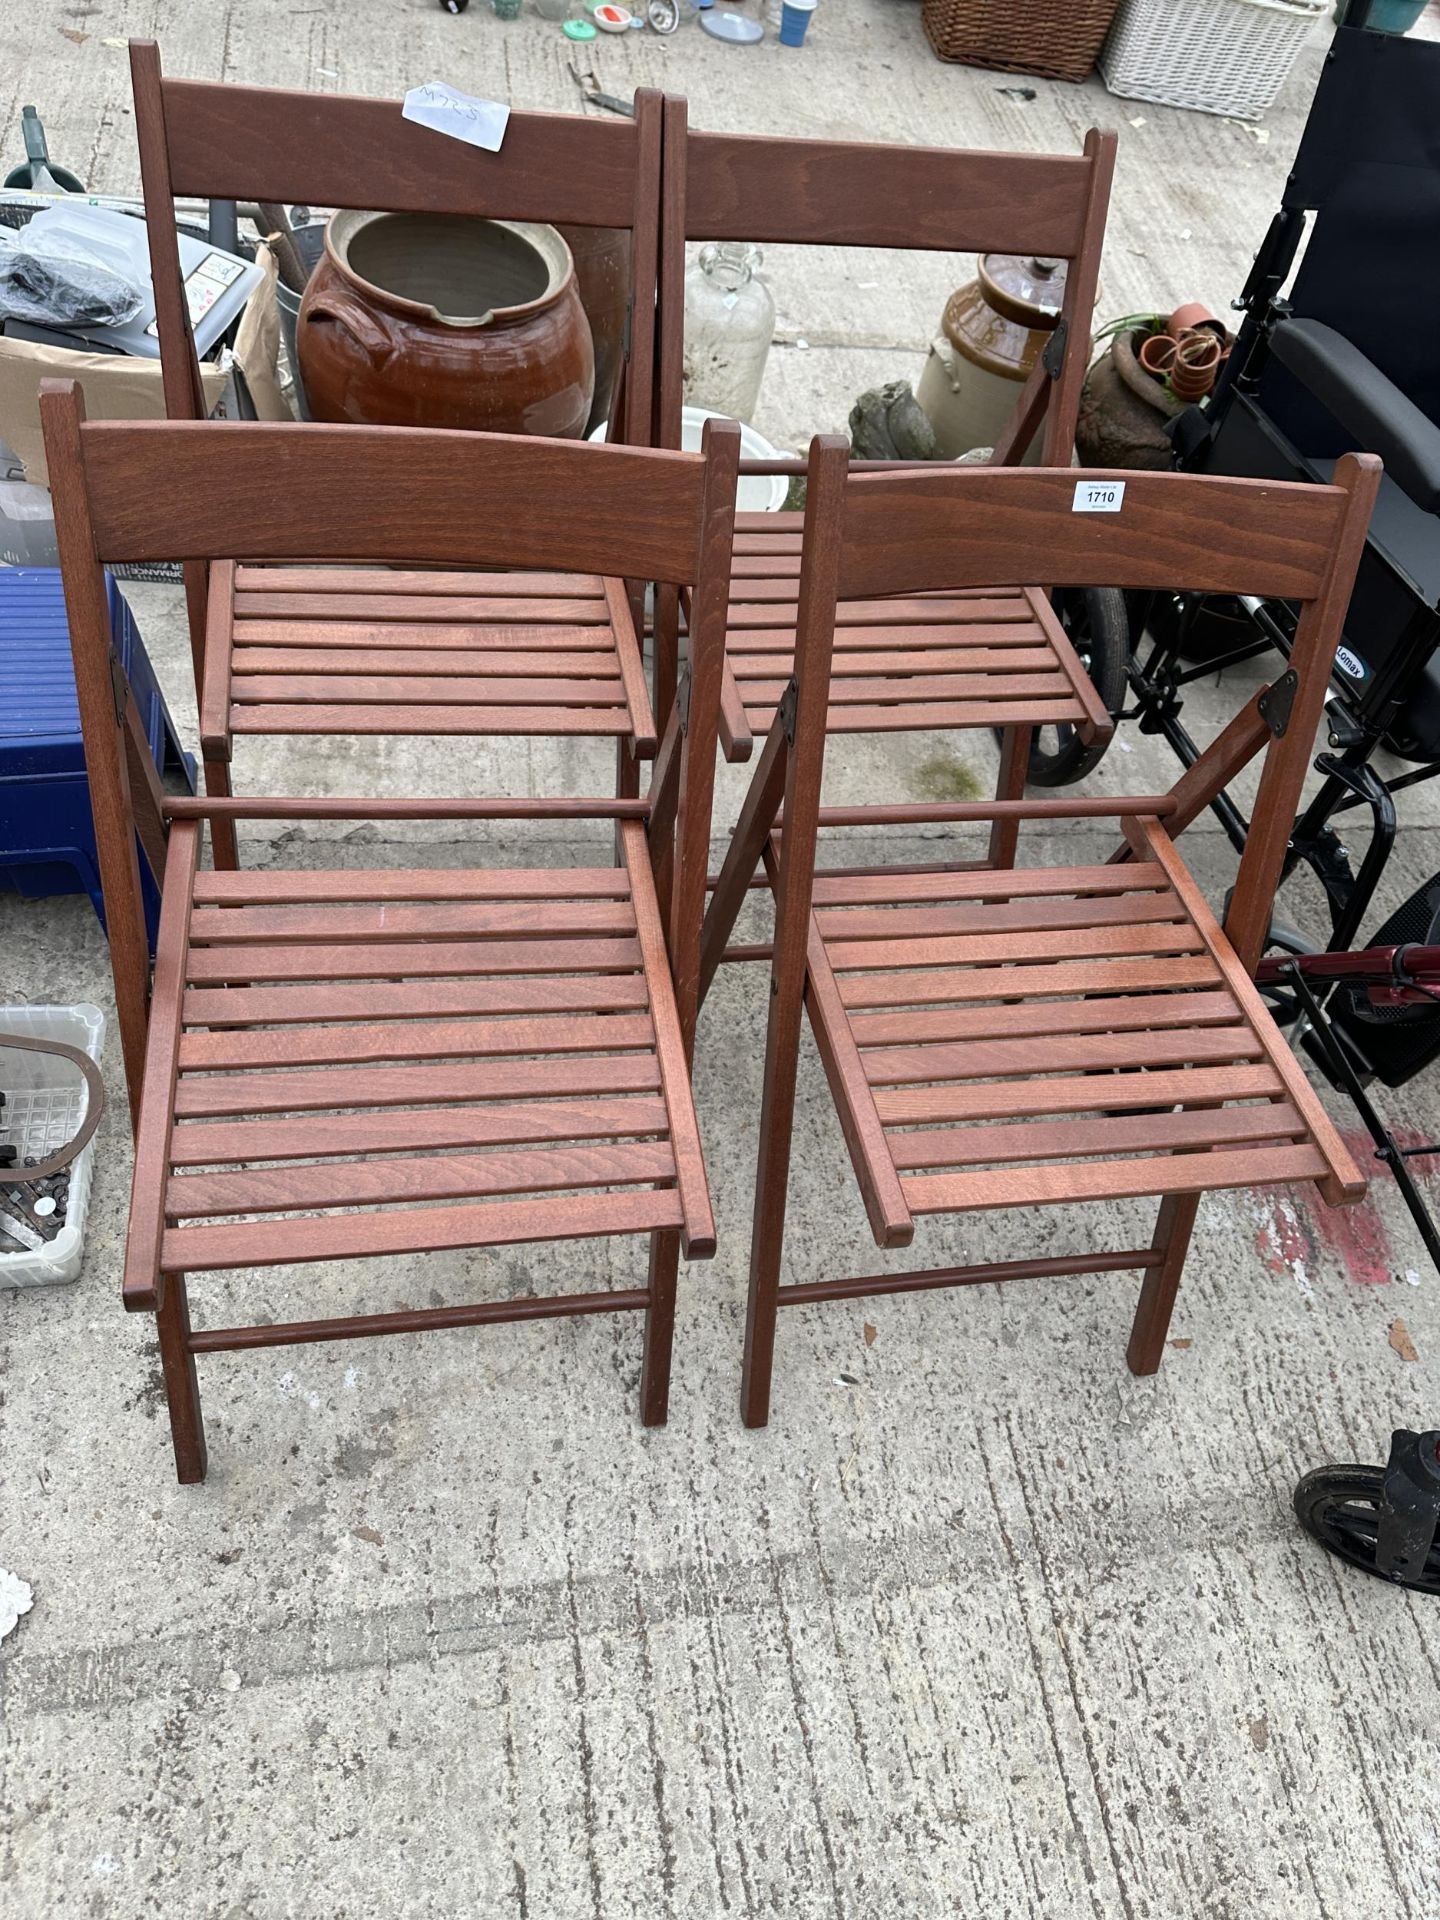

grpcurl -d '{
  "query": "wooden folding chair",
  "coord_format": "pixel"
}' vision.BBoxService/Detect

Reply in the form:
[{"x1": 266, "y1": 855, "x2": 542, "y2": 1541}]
[
  {"x1": 42, "y1": 379, "x2": 738, "y2": 1481},
  {"x1": 703, "y1": 437, "x2": 1379, "y2": 1425},
  {"x1": 656, "y1": 102, "x2": 1117, "y2": 863},
  {"x1": 129, "y1": 42, "x2": 666, "y2": 866}
]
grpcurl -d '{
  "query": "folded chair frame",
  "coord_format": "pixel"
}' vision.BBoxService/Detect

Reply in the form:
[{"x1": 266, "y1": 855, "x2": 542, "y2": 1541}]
[
  {"x1": 129, "y1": 41, "x2": 667, "y2": 868},
  {"x1": 654, "y1": 100, "x2": 1117, "y2": 870},
  {"x1": 700, "y1": 441, "x2": 1380, "y2": 1426},
  {"x1": 44, "y1": 381, "x2": 740, "y2": 1482}
]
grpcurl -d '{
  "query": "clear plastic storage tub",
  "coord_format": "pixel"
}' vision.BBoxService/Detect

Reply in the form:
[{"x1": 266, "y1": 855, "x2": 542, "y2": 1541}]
[{"x1": 0, "y1": 1003, "x2": 106, "y2": 1289}]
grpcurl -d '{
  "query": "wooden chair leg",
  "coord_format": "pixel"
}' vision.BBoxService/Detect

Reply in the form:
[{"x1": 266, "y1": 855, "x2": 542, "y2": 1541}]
[
  {"x1": 155, "y1": 1272, "x2": 208, "y2": 1482},
  {"x1": 1127, "y1": 1191, "x2": 1200, "y2": 1376},
  {"x1": 201, "y1": 754, "x2": 239, "y2": 872},
  {"x1": 987, "y1": 725, "x2": 1032, "y2": 868},
  {"x1": 740, "y1": 980, "x2": 810, "y2": 1428},
  {"x1": 640, "y1": 1227, "x2": 679, "y2": 1426}
]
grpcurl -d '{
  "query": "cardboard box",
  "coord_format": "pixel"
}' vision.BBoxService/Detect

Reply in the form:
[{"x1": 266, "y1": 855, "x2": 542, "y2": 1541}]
[{"x1": 0, "y1": 335, "x2": 229, "y2": 486}]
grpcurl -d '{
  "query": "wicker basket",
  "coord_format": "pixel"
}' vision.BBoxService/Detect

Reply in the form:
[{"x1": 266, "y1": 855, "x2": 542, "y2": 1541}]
[
  {"x1": 1100, "y1": 0, "x2": 1326, "y2": 119},
  {"x1": 922, "y1": 0, "x2": 1123, "y2": 82}
]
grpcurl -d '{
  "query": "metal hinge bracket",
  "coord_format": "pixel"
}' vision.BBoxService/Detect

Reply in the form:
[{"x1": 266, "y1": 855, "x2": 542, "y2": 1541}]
[
  {"x1": 1259, "y1": 669, "x2": 1298, "y2": 737},
  {"x1": 109, "y1": 650, "x2": 129, "y2": 726},
  {"x1": 778, "y1": 677, "x2": 799, "y2": 746},
  {"x1": 1041, "y1": 318, "x2": 1069, "y2": 379}
]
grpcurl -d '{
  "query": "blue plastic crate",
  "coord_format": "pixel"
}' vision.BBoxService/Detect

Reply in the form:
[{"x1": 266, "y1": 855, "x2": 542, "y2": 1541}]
[{"x1": 0, "y1": 567, "x2": 195, "y2": 947}]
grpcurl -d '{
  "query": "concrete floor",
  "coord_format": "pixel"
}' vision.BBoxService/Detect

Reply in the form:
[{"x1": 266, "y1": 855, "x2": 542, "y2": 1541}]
[{"x1": 6, "y1": 3, "x2": 1440, "y2": 1916}]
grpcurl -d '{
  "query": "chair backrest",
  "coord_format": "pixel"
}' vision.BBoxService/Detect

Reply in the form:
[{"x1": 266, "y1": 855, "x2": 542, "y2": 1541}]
[
  {"x1": 40, "y1": 380, "x2": 739, "y2": 1109},
  {"x1": 656, "y1": 99, "x2": 1116, "y2": 467},
  {"x1": 130, "y1": 40, "x2": 663, "y2": 448},
  {"x1": 775, "y1": 446, "x2": 1379, "y2": 977}
]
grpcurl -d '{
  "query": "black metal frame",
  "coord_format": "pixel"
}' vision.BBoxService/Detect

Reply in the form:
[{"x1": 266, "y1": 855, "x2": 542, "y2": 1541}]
[{"x1": 1116, "y1": 0, "x2": 1440, "y2": 955}]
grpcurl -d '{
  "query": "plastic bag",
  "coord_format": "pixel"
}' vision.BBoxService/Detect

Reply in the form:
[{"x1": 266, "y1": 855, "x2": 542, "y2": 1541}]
[{"x1": 0, "y1": 221, "x2": 144, "y2": 330}]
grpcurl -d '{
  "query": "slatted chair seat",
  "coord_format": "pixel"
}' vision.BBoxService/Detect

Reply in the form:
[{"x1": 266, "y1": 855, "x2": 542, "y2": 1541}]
[
  {"x1": 722, "y1": 514, "x2": 1107, "y2": 744},
  {"x1": 214, "y1": 563, "x2": 655, "y2": 748},
  {"x1": 136, "y1": 823, "x2": 707, "y2": 1294},
  {"x1": 797, "y1": 836, "x2": 1359, "y2": 1241}
]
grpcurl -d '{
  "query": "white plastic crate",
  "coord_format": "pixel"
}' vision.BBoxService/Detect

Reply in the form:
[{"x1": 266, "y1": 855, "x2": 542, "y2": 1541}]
[
  {"x1": 1100, "y1": 0, "x2": 1326, "y2": 119},
  {"x1": 0, "y1": 1004, "x2": 106, "y2": 1289}
]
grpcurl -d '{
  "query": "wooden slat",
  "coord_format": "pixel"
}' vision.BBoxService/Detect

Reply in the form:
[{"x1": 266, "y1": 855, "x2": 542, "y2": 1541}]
[
  {"x1": 758, "y1": 699, "x2": 1082, "y2": 733},
  {"x1": 232, "y1": 593, "x2": 607, "y2": 623},
  {"x1": 730, "y1": 579, "x2": 1032, "y2": 608},
  {"x1": 182, "y1": 972, "x2": 650, "y2": 1027},
  {"x1": 726, "y1": 623, "x2": 1046, "y2": 653},
  {"x1": 815, "y1": 892, "x2": 1182, "y2": 945},
  {"x1": 837, "y1": 951, "x2": 1222, "y2": 1010},
  {"x1": 874, "y1": 1061, "x2": 1283, "y2": 1127},
  {"x1": 829, "y1": 920, "x2": 1202, "y2": 978},
  {"x1": 232, "y1": 647, "x2": 625, "y2": 678},
  {"x1": 188, "y1": 899, "x2": 636, "y2": 945},
  {"x1": 813, "y1": 862, "x2": 1170, "y2": 907},
  {"x1": 851, "y1": 988, "x2": 1241, "y2": 1049},
  {"x1": 902, "y1": 1143, "x2": 1330, "y2": 1216},
  {"x1": 229, "y1": 673, "x2": 626, "y2": 708},
  {"x1": 166, "y1": 1139, "x2": 677, "y2": 1219},
  {"x1": 185, "y1": 935, "x2": 644, "y2": 983},
  {"x1": 230, "y1": 703, "x2": 634, "y2": 737},
  {"x1": 178, "y1": 1012, "x2": 656, "y2": 1072},
  {"x1": 233, "y1": 621, "x2": 618, "y2": 651},
  {"x1": 233, "y1": 567, "x2": 606, "y2": 595},
  {"x1": 191, "y1": 867, "x2": 633, "y2": 905},
  {"x1": 162, "y1": 1185, "x2": 684, "y2": 1272},
  {"x1": 862, "y1": 1023, "x2": 1261, "y2": 1087},
  {"x1": 172, "y1": 1051, "x2": 663, "y2": 1119},
  {"x1": 738, "y1": 671, "x2": 1073, "y2": 705},
  {"x1": 727, "y1": 597, "x2": 1031, "y2": 628},
  {"x1": 168, "y1": 1094, "x2": 671, "y2": 1166},
  {"x1": 891, "y1": 1102, "x2": 1308, "y2": 1170},
  {"x1": 730, "y1": 646, "x2": 1061, "y2": 678}
]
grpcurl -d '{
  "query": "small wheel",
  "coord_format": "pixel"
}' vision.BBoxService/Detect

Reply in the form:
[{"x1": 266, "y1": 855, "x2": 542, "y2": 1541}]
[
  {"x1": 441, "y1": 0, "x2": 470, "y2": 11},
  {"x1": 1022, "y1": 586, "x2": 1129, "y2": 787},
  {"x1": 1294, "y1": 1464, "x2": 1440, "y2": 1593}
]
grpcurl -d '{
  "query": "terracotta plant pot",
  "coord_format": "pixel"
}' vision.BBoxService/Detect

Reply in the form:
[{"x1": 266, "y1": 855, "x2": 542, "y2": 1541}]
[
  {"x1": 298, "y1": 211, "x2": 594, "y2": 437},
  {"x1": 1137, "y1": 331, "x2": 1176, "y2": 379},
  {"x1": 1167, "y1": 302, "x2": 1227, "y2": 344},
  {"x1": 1169, "y1": 329, "x2": 1222, "y2": 402}
]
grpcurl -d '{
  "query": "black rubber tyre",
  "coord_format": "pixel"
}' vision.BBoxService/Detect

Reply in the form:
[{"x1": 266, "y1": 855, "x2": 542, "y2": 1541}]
[
  {"x1": 1022, "y1": 586, "x2": 1129, "y2": 787},
  {"x1": 1294, "y1": 1463, "x2": 1440, "y2": 1593},
  {"x1": 441, "y1": 0, "x2": 470, "y2": 11}
]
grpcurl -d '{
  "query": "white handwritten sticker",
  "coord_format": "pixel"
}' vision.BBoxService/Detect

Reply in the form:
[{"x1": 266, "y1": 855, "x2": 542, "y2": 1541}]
[
  {"x1": 1073, "y1": 480, "x2": 1125, "y2": 513},
  {"x1": 402, "y1": 81, "x2": 510, "y2": 154}
]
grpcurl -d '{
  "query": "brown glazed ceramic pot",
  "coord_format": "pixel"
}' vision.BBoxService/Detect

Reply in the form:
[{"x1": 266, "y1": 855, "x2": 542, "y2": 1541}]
[
  {"x1": 557, "y1": 224, "x2": 631, "y2": 437},
  {"x1": 298, "y1": 211, "x2": 594, "y2": 437}
]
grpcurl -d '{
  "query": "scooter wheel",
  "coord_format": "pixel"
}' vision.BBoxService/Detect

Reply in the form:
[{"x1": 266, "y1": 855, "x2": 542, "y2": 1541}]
[{"x1": 1294, "y1": 1463, "x2": 1440, "y2": 1593}]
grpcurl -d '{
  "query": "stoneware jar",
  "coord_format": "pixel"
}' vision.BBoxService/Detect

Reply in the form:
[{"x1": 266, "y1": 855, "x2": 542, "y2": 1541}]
[
  {"x1": 916, "y1": 253, "x2": 1070, "y2": 462},
  {"x1": 298, "y1": 210, "x2": 594, "y2": 438}
]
